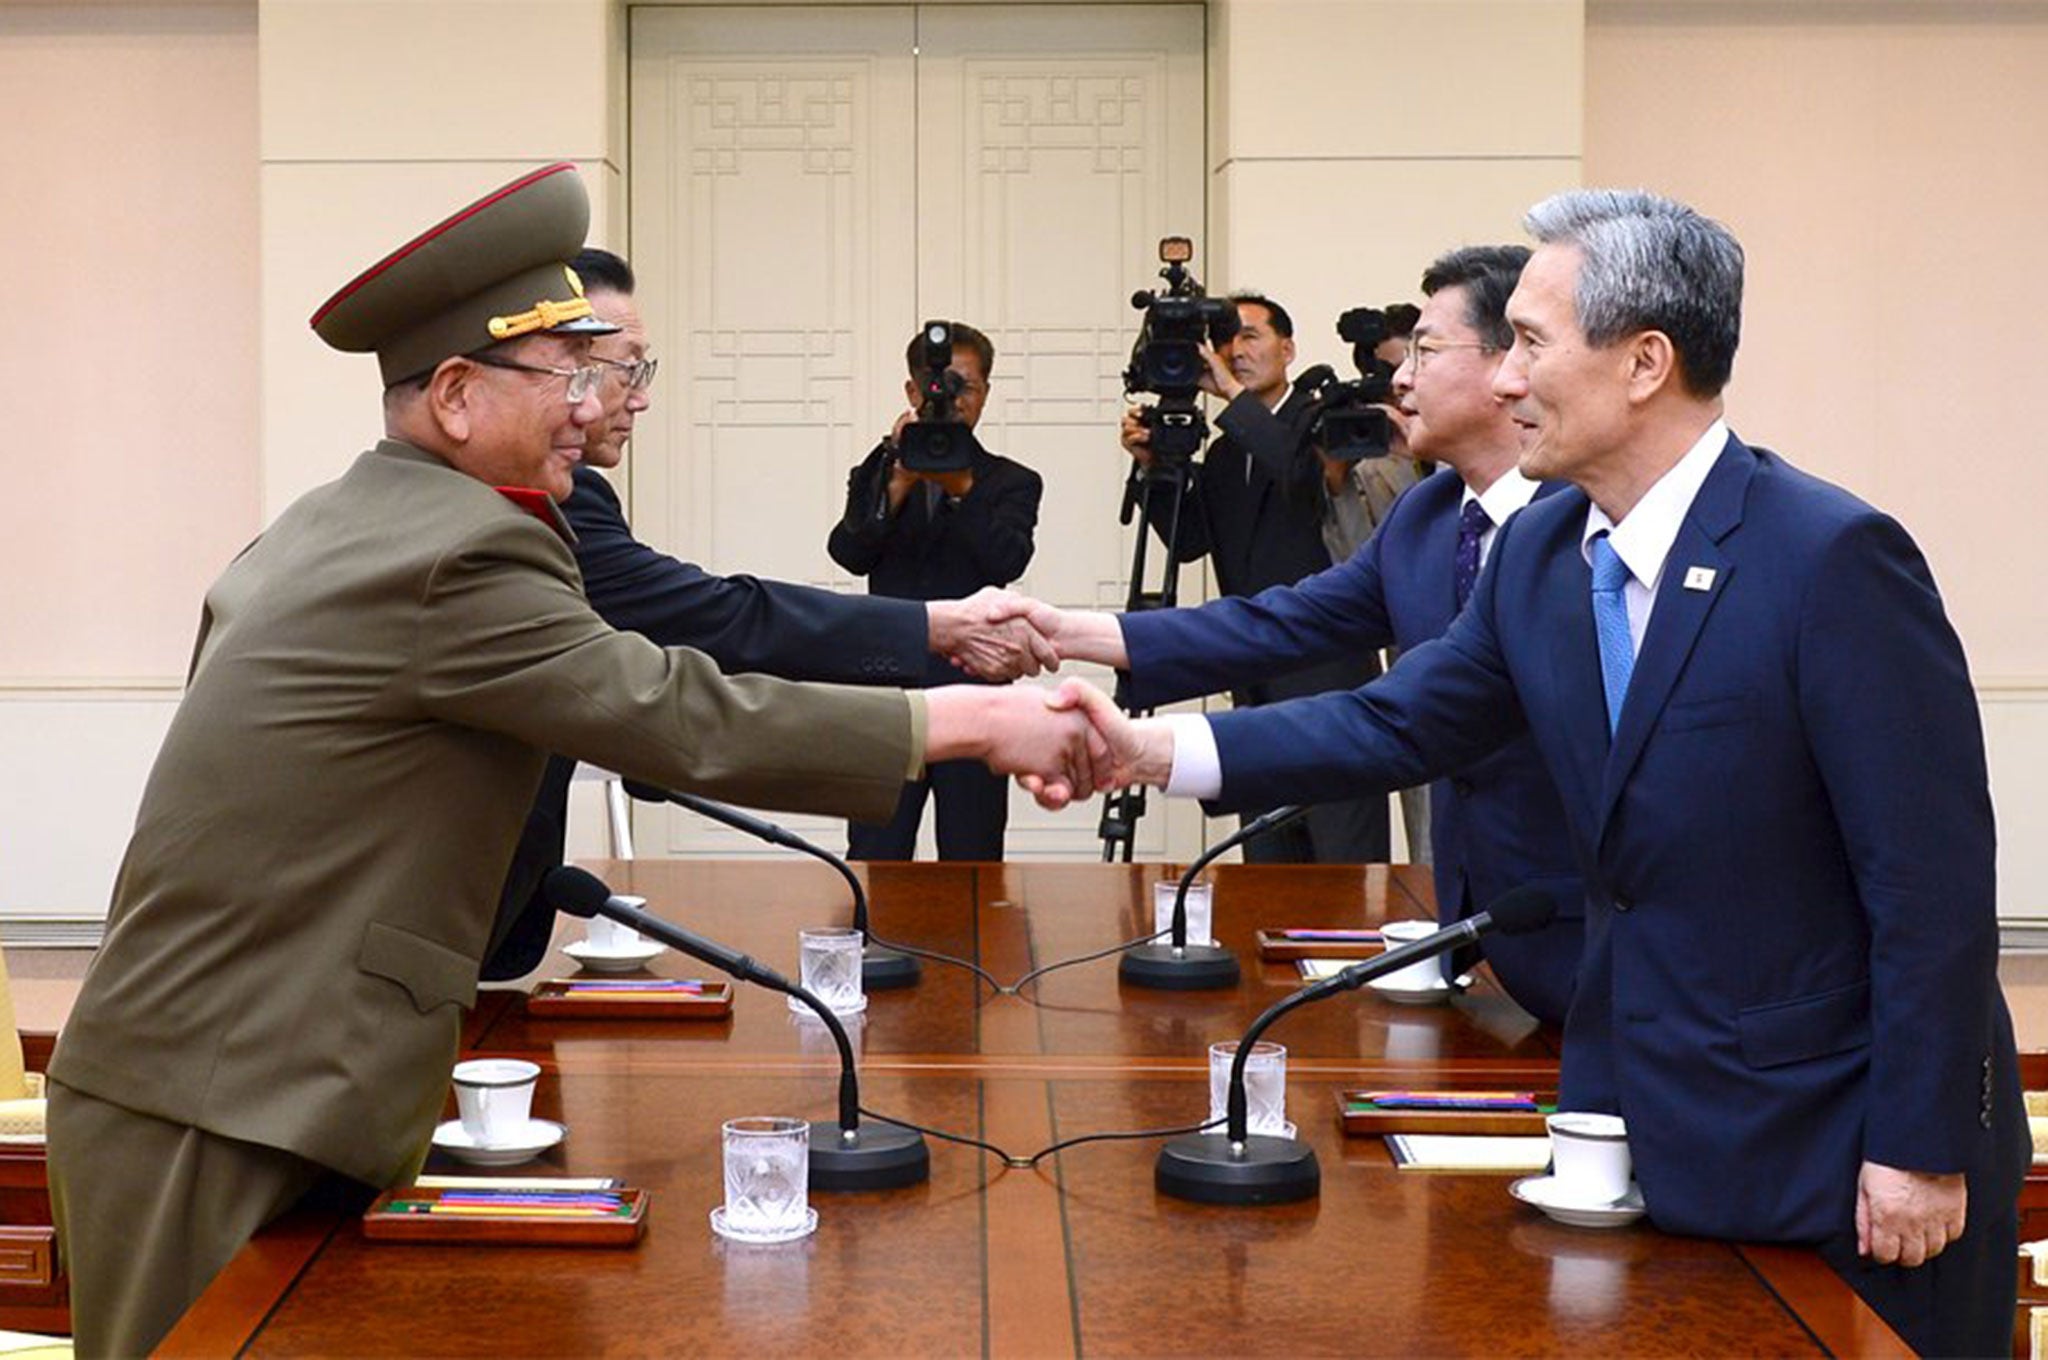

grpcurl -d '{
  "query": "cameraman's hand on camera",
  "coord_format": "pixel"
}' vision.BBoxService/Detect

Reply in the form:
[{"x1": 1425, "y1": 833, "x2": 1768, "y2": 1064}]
[
  {"x1": 923, "y1": 468, "x2": 974, "y2": 499},
  {"x1": 1196, "y1": 340, "x2": 1245, "y2": 403},
  {"x1": 923, "y1": 682, "x2": 1113, "y2": 810},
  {"x1": 928, "y1": 587, "x2": 1058, "y2": 681},
  {"x1": 1120, "y1": 407, "x2": 1155, "y2": 468},
  {"x1": 977, "y1": 590, "x2": 1129, "y2": 670},
  {"x1": 1015, "y1": 680, "x2": 1175, "y2": 804}
]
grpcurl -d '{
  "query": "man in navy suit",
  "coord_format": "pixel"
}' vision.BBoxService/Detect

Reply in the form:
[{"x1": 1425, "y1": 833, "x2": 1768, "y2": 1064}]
[
  {"x1": 996, "y1": 246, "x2": 1585, "y2": 1026},
  {"x1": 1055, "y1": 191, "x2": 2023, "y2": 1356},
  {"x1": 485, "y1": 252, "x2": 1052, "y2": 978}
]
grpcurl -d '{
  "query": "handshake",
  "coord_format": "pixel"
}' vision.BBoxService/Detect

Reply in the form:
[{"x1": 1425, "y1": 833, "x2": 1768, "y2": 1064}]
[{"x1": 922, "y1": 589, "x2": 1172, "y2": 810}]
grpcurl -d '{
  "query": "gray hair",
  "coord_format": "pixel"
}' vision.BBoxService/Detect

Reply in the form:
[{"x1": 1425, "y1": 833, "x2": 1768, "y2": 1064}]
[{"x1": 1523, "y1": 189, "x2": 1744, "y2": 397}]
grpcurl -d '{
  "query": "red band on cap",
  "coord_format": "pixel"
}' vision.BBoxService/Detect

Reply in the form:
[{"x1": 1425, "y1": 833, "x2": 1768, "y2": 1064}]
[{"x1": 309, "y1": 162, "x2": 578, "y2": 329}]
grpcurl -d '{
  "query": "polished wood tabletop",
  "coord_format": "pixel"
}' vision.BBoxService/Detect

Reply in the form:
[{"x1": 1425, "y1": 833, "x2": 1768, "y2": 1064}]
[{"x1": 163, "y1": 861, "x2": 1907, "y2": 1357}]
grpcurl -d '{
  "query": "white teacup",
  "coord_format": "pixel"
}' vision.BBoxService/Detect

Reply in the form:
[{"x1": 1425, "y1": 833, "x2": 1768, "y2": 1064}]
[
  {"x1": 1371, "y1": 920, "x2": 1445, "y2": 990},
  {"x1": 1546, "y1": 1111, "x2": 1632, "y2": 1204},
  {"x1": 585, "y1": 901, "x2": 644, "y2": 952},
  {"x1": 451, "y1": 1058, "x2": 541, "y2": 1145}
]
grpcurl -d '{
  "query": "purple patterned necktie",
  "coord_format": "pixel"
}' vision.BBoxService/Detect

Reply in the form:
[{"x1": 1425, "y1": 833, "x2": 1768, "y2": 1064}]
[{"x1": 1453, "y1": 498, "x2": 1491, "y2": 610}]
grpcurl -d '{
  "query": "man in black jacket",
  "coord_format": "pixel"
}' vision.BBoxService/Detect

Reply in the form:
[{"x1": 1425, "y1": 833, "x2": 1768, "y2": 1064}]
[
  {"x1": 484, "y1": 256, "x2": 1050, "y2": 978},
  {"x1": 1126, "y1": 293, "x2": 1389, "y2": 863},
  {"x1": 827, "y1": 323, "x2": 1044, "y2": 860}
]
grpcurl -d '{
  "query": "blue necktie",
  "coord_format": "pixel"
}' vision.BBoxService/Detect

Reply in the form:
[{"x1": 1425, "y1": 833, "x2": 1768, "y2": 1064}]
[
  {"x1": 1589, "y1": 532, "x2": 1634, "y2": 734},
  {"x1": 1453, "y1": 499, "x2": 1490, "y2": 610}
]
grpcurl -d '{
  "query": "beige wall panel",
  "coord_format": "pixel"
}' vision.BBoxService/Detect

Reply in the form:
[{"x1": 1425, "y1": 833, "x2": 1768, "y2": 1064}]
[
  {"x1": 1585, "y1": 7, "x2": 2048, "y2": 680},
  {"x1": 1211, "y1": 156, "x2": 1579, "y2": 378},
  {"x1": 0, "y1": 693, "x2": 180, "y2": 918},
  {"x1": 260, "y1": 159, "x2": 621, "y2": 516},
  {"x1": 259, "y1": 0, "x2": 616, "y2": 164},
  {"x1": 0, "y1": 3, "x2": 259, "y2": 684},
  {"x1": 1208, "y1": 0, "x2": 1581, "y2": 162}
]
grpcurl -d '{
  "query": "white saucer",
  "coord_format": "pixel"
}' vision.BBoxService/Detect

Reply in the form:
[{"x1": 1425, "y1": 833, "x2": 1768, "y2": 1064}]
[
  {"x1": 430, "y1": 1118, "x2": 567, "y2": 1167},
  {"x1": 1509, "y1": 1175, "x2": 1646, "y2": 1229},
  {"x1": 563, "y1": 938, "x2": 667, "y2": 973},
  {"x1": 710, "y1": 1205, "x2": 818, "y2": 1244},
  {"x1": 1368, "y1": 973, "x2": 1467, "y2": 1006}
]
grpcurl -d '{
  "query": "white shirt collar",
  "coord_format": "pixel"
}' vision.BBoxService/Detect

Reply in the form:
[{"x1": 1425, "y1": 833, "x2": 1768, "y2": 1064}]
[
  {"x1": 1463, "y1": 467, "x2": 1542, "y2": 527},
  {"x1": 1580, "y1": 418, "x2": 1729, "y2": 590}
]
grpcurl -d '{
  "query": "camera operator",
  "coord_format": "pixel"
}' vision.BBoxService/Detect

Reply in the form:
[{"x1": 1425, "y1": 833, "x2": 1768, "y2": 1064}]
[
  {"x1": 1318, "y1": 301, "x2": 1422, "y2": 565},
  {"x1": 828, "y1": 322, "x2": 1043, "y2": 861},
  {"x1": 1126, "y1": 293, "x2": 1389, "y2": 864}
]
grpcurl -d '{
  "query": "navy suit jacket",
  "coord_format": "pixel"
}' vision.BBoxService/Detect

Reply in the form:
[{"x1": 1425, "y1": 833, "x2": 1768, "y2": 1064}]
[
  {"x1": 1201, "y1": 435, "x2": 2023, "y2": 1244},
  {"x1": 1121, "y1": 468, "x2": 1583, "y2": 1026},
  {"x1": 482, "y1": 467, "x2": 929, "y2": 979}
]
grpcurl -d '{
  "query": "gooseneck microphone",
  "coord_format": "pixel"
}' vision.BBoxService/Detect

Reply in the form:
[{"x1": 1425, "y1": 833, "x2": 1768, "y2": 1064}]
[
  {"x1": 1154, "y1": 887, "x2": 1557, "y2": 1206},
  {"x1": 542, "y1": 866, "x2": 929, "y2": 1190},
  {"x1": 1118, "y1": 804, "x2": 1307, "y2": 991},
  {"x1": 620, "y1": 780, "x2": 919, "y2": 990}
]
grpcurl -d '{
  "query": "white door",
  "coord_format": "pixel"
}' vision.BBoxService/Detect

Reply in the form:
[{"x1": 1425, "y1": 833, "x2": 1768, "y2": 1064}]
[{"x1": 627, "y1": 4, "x2": 1208, "y2": 862}]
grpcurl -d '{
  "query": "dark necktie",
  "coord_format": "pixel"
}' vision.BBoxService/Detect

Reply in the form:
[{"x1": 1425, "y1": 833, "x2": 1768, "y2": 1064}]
[
  {"x1": 1453, "y1": 498, "x2": 1491, "y2": 610},
  {"x1": 1589, "y1": 531, "x2": 1635, "y2": 734}
]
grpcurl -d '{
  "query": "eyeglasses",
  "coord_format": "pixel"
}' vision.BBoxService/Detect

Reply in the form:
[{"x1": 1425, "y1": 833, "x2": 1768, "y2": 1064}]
[
  {"x1": 1402, "y1": 337, "x2": 1497, "y2": 375},
  {"x1": 468, "y1": 352, "x2": 603, "y2": 404},
  {"x1": 596, "y1": 355, "x2": 660, "y2": 391}
]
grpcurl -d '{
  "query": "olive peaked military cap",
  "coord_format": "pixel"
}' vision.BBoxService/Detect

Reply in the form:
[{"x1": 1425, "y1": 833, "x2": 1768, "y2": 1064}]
[{"x1": 310, "y1": 162, "x2": 618, "y2": 386}]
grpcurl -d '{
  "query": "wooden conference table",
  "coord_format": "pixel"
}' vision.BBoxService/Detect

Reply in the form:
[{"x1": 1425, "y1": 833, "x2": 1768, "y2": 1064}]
[{"x1": 163, "y1": 861, "x2": 1907, "y2": 1357}]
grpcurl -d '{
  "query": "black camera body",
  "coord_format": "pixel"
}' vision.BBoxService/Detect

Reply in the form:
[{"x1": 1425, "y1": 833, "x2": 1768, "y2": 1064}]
[
  {"x1": 1123, "y1": 238, "x2": 1239, "y2": 463},
  {"x1": 1297, "y1": 305, "x2": 1402, "y2": 463},
  {"x1": 897, "y1": 319, "x2": 984, "y2": 473}
]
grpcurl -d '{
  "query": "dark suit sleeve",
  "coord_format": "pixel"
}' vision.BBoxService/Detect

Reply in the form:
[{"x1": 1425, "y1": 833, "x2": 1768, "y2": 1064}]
[
  {"x1": 1121, "y1": 510, "x2": 1399, "y2": 710},
  {"x1": 1214, "y1": 388, "x2": 1320, "y2": 507},
  {"x1": 950, "y1": 461, "x2": 1042, "y2": 585},
  {"x1": 569, "y1": 472, "x2": 926, "y2": 685},
  {"x1": 826, "y1": 444, "x2": 898, "y2": 576},
  {"x1": 1796, "y1": 512, "x2": 1999, "y2": 1173},
  {"x1": 1200, "y1": 514, "x2": 1529, "y2": 813}
]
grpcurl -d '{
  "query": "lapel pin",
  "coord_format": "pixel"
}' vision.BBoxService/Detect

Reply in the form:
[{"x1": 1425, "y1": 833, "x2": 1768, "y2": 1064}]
[{"x1": 1683, "y1": 566, "x2": 1716, "y2": 592}]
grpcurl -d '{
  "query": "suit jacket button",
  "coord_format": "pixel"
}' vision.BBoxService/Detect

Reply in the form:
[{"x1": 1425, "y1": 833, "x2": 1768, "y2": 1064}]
[
  {"x1": 1452, "y1": 778, "x2": 1474, "y2": 796},
  {"x1": 1983, "y1": 1110, "x2": 1994, "y2": 1128},
  {"x1": 1613, "y1": 896, "x2": 1633, "y2": 913}
]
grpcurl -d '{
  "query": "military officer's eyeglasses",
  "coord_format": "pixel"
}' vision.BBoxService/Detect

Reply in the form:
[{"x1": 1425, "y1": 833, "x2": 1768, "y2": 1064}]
[
  {"x1": 1401, "y1": 337, "x2": 1496, "y2": 375},
  {"x1": 469, "y1": 353, "x2": 604, "y2": 404},
  {"x1": 595, "y1": 355, "x2": 660, "y2": 391}
]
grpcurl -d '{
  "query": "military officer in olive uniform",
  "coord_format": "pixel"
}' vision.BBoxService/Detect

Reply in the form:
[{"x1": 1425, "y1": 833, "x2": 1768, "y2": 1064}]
[{"x1": 46, "y1": 164, "x2": 1103, "y2": 1358}]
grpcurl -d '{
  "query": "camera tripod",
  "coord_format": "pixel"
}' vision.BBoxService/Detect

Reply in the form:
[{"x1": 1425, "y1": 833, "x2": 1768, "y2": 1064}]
[{"x1": 1097, "y1": 453, "x2": 1199, "y2": 862}]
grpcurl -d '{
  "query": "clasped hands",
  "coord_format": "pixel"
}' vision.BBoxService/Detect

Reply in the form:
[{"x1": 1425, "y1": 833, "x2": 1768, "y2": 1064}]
[{"x1": 927, "y1": 588, "x2": 1175, "y2": 809}]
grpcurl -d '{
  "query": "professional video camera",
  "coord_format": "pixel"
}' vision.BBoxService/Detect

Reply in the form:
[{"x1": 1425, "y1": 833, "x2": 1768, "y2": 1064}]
[
  {"x1": 1294, "y1": 305, "x2": 1410, "y2": 463},
  {"x1": 896, "y1": 319, "x2": 984, "y2": 474},
  {"x1": 1122, "y1": 237, "x2": 1240, "y2": 463}
]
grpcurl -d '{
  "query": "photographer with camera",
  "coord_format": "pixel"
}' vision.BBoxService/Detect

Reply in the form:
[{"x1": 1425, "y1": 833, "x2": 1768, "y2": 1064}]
[
  {"x1": 828, "y1": 321, "x2": 1043, "y2": 861},
  {"x1": 1315, "y1": 301, "x2": 1422, "y2": 565},
  {"x1": 1126, "y1": 290, "x2": 1389, "y2": 865}
]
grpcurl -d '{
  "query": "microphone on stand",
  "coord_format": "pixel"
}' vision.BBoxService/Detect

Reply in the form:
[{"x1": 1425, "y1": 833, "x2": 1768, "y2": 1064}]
[
  {"x1": 1155, "y1": 887, "x2": 1557, "y2": 1205},
  {"x1": 542, "y1": 866, "x2": 929, "y2": 1191},
  {"x1": 1119, "y1": 805, "x2": 1308, "y2": 991},
  {"x1": 620, "y1": 780, "x2": 919, "y2": 991}
]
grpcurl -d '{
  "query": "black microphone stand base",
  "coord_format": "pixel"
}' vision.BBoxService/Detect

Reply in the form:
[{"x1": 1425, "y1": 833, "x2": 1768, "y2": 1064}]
[
  {"x1": 860, "y1": 944, "x2": 921, "y2": 991},
  {"x1": 807, "y1": 1119, "x2": 930, "y2": 1191},
  {"x1": 1155, "y1": 1132, "x2": 1320, "y2": 1205},
  {"x1": 1119, "y1": 943, "x2": 1241, "y2": 991}
]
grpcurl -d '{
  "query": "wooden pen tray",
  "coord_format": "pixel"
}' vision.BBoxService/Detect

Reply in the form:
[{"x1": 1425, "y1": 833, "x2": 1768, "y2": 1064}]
[
  {"x1": 525, "y1": 979, "x2": 733, "y2": 1020},
  {"x1": 1256, "y1": 928, "x2": 1385, "y2": 961},
  {"x1": 363, "y1": 1187, "x2": 648, "y2": 1247},
  {"x1": 1339, "y1": 1090, "x2": 1558, "y2": 1137}
]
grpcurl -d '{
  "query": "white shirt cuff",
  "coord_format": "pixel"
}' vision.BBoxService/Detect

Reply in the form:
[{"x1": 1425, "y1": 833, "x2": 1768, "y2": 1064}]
[{"x1": 1162, "y1": 713, "x2": 1223, "y2": 799}]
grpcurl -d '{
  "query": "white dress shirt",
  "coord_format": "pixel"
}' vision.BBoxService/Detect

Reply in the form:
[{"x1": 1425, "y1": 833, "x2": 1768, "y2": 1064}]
[{"x1": 1578, "y1": 418, "x2": 1728, "y2": 655}]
